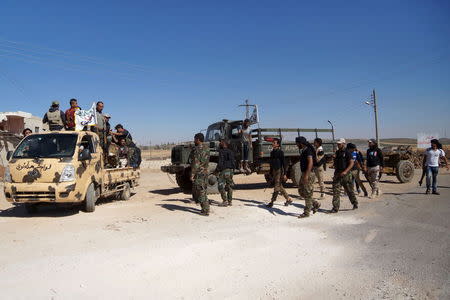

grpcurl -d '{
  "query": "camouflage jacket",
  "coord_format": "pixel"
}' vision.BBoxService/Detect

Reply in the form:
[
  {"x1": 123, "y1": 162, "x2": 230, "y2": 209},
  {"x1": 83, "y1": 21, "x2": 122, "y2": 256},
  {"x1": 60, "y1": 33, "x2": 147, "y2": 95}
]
[{"x1": 189, "y1": 144, "x2": 210, "y2": 177}]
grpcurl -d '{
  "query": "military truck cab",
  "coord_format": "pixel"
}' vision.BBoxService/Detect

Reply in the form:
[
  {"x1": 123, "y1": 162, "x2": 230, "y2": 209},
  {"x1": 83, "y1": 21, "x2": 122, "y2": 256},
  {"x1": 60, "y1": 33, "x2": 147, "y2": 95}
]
[{"x1": 3, "y1": 131, "x2": 140, "y2": 213}]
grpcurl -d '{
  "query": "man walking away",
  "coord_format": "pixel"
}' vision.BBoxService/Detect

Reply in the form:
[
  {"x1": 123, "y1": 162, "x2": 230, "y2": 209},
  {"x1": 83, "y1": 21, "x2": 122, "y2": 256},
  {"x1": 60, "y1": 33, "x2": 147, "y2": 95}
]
[
  {"x1": 423, "y1": 139, "x2": 449, "y2": 195},
  {"x1": 364, "y1": 139, "x2": 384, "y2": 198},
  {"x1": 313, "y1": 138, "x2": 325, "y2": 198},
  {"x1": 43, "y1": 101, "x2": 66, "y2": 131},
  {"x1": 296, "y1": 137, "x2": 321, "y2": 218},
  {"x1": 266, "y1": 138, "x2": 292, "y2": 207},
  {"x1": 65, "y1": 98, "x2": 80, "y2": 131},
  {"x1": 330, "y1": 138, "x2": 358, "y2": 213},
  {"x1": 189, "y1": 133, "x2": 211, "y2": 216},
  {"x1": 347, "y1": 143, "x2": 368, "y2": 197},
  {"x1": 216, "y1": 139, "x2": 235, "y2": 207}
]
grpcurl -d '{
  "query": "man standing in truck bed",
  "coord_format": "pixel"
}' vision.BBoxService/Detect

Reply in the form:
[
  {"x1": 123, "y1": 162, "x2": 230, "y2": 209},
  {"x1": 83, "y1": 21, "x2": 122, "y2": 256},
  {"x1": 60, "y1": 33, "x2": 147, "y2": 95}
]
[
  {"x1": 189, "y1": 133, "x2": 211, "y2": 216},
  {"x1": 43, "y1": 101, "x2": 66, "y2": 131}
]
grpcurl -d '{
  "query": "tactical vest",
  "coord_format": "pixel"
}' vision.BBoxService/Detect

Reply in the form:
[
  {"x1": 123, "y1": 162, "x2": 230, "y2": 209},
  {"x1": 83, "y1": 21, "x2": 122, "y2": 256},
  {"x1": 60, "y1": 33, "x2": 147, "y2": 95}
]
[{"x1": 47, "y1": 110, "x2": 64, "y2": 126}]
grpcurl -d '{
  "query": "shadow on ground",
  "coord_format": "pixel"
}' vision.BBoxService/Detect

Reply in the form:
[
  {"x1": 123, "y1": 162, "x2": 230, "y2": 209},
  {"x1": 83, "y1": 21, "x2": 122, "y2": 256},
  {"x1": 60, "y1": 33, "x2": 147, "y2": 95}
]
[
  {"x1": 0, "y1": 204, "x2": 79, "y2": 218},
  {"x1": 149, "y1": 188, "x2": 181, "y2": 195}
]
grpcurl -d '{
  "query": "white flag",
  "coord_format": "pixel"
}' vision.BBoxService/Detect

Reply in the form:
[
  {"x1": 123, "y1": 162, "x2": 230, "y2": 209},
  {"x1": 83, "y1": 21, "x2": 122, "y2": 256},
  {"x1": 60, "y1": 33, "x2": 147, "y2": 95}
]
[
  {"x1": 249, "y1": 105, "x2": 259, "y2": 125},
  {"x1": 75, "y1": 102, "x2": 97, "y2": 131}
]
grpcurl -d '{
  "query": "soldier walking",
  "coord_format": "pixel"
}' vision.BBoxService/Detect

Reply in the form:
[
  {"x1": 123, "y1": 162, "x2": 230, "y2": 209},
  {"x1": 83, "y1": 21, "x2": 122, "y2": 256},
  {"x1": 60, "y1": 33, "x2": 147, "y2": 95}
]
[
  {"x1": 43, "y1": 101, "x2": 66, "y2": 131},
  {"x1": 216, "y1": 139, "x2": 235, "y2": 207},
  {"x1": 363, "y1": 139, "x2": 384, "y2": 198},
  {"x1": 189, "y1": 133, "x2": 211, "y2": 216},
  {"x1": 296, "y1": 137, "x2": 321, "y2": 218},
  {"x1": 266, "y1": 138, "x2": 292, "y2": 207},
  {"x1": 347, "y1": 143, "x2": 368, "y2": 197},
  {"x1": 313, "y1": 138, "x2": 325, "y2": 198},
  {"x1": 330, "y1": 138, "x2": 358, "y2": 213}
]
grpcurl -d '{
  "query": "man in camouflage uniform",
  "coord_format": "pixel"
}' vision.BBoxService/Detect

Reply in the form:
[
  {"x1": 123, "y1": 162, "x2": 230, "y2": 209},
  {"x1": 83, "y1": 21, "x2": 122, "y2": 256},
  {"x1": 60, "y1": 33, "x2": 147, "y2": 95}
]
[
  {"x1": 296, "y1": 137, "x2": 321, "y2": 218},
  {"x1": 216, "y1": 139, "x2": 235, "y2": 207},
  {"x1": 330, "y1": 138, "x2": 358, "y2": 213},
  {"x1": 266, "y1": 138, "x2": 292, "y2": 207},
  {"x1": 189, "y1": 133, "x2": 211, "y2": 216}
]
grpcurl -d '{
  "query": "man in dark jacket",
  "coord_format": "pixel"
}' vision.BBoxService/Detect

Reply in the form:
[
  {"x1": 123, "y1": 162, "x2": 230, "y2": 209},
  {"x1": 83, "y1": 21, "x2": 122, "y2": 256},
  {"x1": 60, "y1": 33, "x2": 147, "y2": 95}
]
[
  {"x1": 216, "y1": 139, "x2": 235, "y2": 207},
  {"x1": 43, "y1": 101, "x2": 66, "y2": 131},
  {"x1": 363, "y1": 139, "x2": 384, "y2": 198},
  {"x1": 330, "y1": 138, "x2": 358, "y2": 213},
  {"x1": 266, "y1": 138, "x2": 292, "y2": 208}
]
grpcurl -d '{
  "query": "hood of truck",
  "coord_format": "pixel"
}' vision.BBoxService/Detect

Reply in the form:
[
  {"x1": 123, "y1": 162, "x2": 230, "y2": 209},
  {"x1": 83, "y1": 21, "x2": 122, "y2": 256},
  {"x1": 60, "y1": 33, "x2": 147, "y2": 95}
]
[{"x1": 9, "y1": 157, "x2": 73, "y2": 184}]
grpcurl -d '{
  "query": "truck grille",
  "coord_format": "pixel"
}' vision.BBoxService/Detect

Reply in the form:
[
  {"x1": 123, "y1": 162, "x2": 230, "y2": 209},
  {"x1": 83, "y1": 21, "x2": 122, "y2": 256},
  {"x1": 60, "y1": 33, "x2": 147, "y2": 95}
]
[{"x1": 13, "y1": 191, "x2": 56, "y2": 202}]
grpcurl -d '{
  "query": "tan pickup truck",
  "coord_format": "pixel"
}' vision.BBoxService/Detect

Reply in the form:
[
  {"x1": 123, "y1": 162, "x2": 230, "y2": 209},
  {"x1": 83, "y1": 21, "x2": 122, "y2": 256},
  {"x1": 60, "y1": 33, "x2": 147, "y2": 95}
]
[{"x1": 3, "y1": 131, "x2": 140, "y2": 213}]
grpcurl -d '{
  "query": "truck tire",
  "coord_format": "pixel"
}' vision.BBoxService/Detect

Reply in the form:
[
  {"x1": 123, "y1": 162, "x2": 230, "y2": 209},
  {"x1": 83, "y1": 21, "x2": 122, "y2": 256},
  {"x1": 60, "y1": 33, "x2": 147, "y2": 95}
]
[
  {"x1": 119, "y1": 182, "x2": 131, "y2": 200},
  {"x1": 290, "y1": 162, "x2": 301, "y2": 187},
  {"x1": 25, "y1": 203, "x2": 38, "y2": 214},
  {"x1": 396, "y1": 160, "x2": 415, "y2": 183},
  {"x1": 176, "y1": 170, "x2": 193, "y2": 194},
  {"x1": 84, "y1": 183, "x2": 97, "y2": 213}
]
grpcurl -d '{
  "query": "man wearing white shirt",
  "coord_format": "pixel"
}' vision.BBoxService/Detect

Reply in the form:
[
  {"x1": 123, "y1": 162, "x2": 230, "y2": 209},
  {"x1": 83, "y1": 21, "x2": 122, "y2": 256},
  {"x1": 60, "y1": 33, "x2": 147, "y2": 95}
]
[{"x1": 423, "y1": 139, "x2": 449, "y2": 195}]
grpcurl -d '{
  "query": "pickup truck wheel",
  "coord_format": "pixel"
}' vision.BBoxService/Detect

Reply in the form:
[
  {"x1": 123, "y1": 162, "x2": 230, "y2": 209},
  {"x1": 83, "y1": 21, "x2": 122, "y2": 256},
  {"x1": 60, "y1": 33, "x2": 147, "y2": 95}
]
[
  {"x1": 84, "y1": 183, "x2": 97, "y2": 213},
  {"x1": 24, "y1": 203, "x2": 38, "y2": 214},
  {"x1": 119, "y1": 182, "x2": 131, "y2": 200}
]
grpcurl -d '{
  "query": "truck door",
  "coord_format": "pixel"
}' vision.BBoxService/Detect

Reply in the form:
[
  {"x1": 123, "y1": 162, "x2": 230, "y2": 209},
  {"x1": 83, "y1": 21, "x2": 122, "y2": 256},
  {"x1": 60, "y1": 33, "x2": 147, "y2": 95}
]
[{"x1": 77, "y1": 133, "x2": 102, "y2": 185}]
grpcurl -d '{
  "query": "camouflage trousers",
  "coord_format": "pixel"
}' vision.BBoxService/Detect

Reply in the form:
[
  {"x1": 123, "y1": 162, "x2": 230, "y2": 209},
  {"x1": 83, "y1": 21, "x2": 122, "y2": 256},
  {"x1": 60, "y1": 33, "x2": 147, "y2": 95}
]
[
  {"x1": 367, "y1": 166, "x2": 380, "y2": 195},
  {"x1": 218, "y1": 169, "x2": 234, "y2": 203},
  {"x1": 332, "y1": 172, "x2": 357, "y2": 210},
  {"x1": 298, "y1": 172, "x2": 319, "y2": 215},
  {"x1": 193, "y1": 174, "x2": 209, "y2": 213},
  {"x1": 314, "y1": 166, "x2": 325, "y2": 194},
  {"x1": 271, "y1": 169, "x2": 290, "y2": 202}
]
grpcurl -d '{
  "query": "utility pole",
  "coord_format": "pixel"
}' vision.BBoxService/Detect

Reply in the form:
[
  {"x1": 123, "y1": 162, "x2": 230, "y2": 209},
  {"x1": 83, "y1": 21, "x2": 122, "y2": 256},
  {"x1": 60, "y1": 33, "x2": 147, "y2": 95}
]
[
  {"x1": 364, "y1": 89, "x2": 380, "y2": 146},
  {"x1": 239, "y1": 99, "x2": 250, "y2": 119}
]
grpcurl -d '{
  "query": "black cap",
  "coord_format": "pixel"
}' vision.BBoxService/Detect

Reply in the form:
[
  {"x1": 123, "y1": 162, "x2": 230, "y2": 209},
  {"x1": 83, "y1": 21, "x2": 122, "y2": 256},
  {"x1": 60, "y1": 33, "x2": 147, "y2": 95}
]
[
  {"x1": 347, "y1": 143, "x2": 356, "y2": 149},
  {"x1": 295, "y1": 136, "x2": 307, "y2": 145}
]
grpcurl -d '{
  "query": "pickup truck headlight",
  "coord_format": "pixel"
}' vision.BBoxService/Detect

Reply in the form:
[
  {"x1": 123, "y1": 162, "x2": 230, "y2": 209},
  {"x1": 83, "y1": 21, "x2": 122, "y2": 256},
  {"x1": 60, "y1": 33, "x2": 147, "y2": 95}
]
[
  {"x1": 60, "y1": 165, "x2": 75, "y2": 182},
  {"x1": 4, "y1": 166, "x2": 11, "y2": 183}
]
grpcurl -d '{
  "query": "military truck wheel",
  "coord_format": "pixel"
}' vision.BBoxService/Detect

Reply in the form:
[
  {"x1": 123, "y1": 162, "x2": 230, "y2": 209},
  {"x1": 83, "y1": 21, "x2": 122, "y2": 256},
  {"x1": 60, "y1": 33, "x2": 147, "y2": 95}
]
[
  {"x1": 119, "y1": 182, "x2": 131, "y2": 200},
  {"x1": 396, "y1": 160, "x2": 415, "y2": 183},
  {"x1": 24, "y1": 203, "x2": 38, "y2": 214},
  {"x1": 176, "y1": 170, "x2": 193, "y2": 194},
  {"x1": 84, "y1": 183, "x2": 97, "y2": 212},
  {"x1": 290, "y1": 162, "x2": 301, "y2": 187}
]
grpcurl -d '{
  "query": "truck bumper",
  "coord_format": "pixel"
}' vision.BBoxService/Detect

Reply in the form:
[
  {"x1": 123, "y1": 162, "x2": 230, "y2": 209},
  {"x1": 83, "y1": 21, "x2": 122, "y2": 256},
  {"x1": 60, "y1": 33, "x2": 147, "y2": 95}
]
[
  {"x1": 3, "y1": 181, "x2": 84, "y2": 204},
  {"x1": 161, "y1": 164, "x2": 188, "y2": 174}
]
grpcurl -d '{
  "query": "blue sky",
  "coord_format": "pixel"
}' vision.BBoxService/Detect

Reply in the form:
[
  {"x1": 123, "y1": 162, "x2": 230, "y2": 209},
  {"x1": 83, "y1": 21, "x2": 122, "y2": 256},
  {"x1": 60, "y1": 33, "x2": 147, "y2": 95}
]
[{"x1": 1, "y1": 0, "x2": 449, "y2": 144}]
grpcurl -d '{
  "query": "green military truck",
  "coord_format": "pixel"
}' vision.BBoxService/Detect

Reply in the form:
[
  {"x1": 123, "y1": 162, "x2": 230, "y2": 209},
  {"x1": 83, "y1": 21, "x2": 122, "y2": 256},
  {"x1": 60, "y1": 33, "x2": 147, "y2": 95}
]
[{"x1": 161, "y1": 119, "x2": 335, "y2": 193}]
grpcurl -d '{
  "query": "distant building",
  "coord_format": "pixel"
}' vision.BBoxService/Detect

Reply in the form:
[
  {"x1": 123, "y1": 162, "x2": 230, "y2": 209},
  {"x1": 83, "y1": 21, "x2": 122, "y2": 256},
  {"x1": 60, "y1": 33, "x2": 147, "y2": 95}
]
[{"x1": 0, "y1": 111, "x2": 48, "y2": 134}]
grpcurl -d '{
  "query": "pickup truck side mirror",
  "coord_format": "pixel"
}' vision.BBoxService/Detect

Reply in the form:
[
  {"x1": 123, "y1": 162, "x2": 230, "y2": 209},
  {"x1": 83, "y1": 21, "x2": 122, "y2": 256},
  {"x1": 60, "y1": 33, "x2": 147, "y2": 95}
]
[
  {"x1": 6, "y1": 151, "x2": 13, "y2": 161},
  {"x1": 79, "y1": 148, "x2": 92, "y2": 161}
]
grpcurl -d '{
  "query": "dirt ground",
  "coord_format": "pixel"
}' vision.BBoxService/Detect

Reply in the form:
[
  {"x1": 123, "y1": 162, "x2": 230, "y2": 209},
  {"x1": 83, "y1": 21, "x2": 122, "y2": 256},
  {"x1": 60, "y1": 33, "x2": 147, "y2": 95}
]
[{"x1": 1, "y1": 168, "x2": 449, "y2": 299}]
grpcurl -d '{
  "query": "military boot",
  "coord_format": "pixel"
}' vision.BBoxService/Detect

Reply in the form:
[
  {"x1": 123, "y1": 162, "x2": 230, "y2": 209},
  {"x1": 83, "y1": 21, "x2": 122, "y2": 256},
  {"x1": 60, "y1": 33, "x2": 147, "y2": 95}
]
[
  {"x1": 219, "y1": 201, "x2": 228, "y2": 207},
  {"x1": 228, "y1": 200, "x2": 232, "y2": 206},
  {"x1": 312, "y1": 201, "x2": 321, "y2": 214},
  {"x1": 298, "y1": 212, "x2": 310, "y2": 218}
]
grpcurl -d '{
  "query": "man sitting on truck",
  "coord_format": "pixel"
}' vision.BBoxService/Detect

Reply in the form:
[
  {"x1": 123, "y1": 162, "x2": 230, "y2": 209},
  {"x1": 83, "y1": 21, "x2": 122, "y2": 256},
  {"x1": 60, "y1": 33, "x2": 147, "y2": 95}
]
[
  {"x1": 266, "y1": 138, "x2": 292, "y2": 208},
  {"x1": 117, "y1": 138, "x2": 131, "y2": 168}
]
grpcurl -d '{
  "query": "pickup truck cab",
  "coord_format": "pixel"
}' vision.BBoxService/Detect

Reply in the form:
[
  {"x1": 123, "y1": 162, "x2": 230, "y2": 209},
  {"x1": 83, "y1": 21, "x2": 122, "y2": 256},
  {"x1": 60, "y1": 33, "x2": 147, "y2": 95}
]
[{"x1": 3, "y1": 131, "x2": 140, "y2": 213}]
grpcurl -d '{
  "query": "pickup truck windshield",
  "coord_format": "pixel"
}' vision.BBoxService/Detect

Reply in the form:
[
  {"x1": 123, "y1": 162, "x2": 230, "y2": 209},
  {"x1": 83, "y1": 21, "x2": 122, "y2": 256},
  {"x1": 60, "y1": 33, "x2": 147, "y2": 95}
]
[{"x1": 13, "y1": 134, "x2": 78, "y2": 159}]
